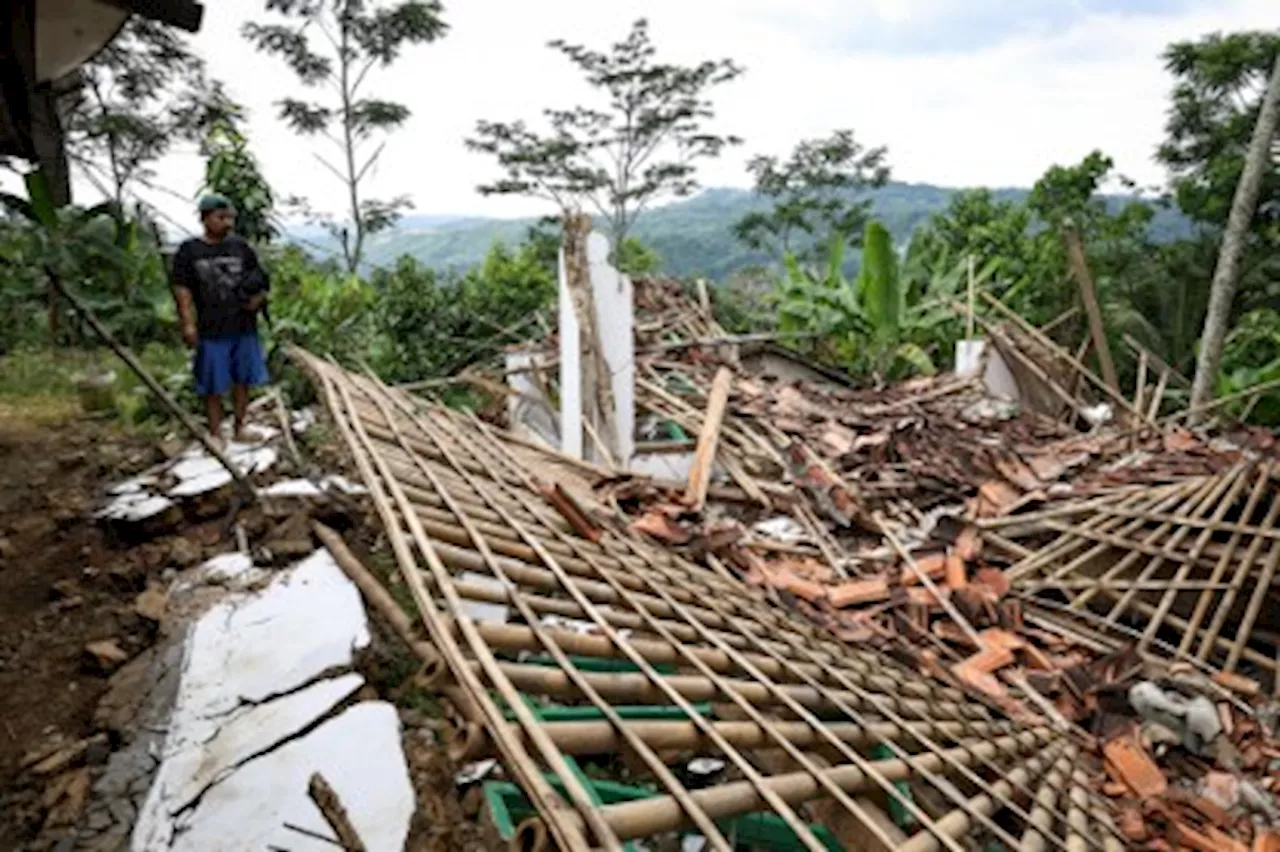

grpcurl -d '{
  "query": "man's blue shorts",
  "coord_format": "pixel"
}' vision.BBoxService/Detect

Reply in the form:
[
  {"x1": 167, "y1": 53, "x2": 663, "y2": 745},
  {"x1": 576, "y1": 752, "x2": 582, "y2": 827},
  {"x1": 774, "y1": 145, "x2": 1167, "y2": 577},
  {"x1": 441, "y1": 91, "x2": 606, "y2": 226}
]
[{"x1": 193, "y1": 333, "x2": 269, "y2": 397}]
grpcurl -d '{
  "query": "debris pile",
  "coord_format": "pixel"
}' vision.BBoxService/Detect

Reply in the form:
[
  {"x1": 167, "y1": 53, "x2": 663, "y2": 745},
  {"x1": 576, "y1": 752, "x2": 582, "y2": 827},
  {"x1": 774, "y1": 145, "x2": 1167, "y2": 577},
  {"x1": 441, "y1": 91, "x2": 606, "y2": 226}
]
[{"x1": 293, "y1": 272, "x2": 1280, "y2": 849}]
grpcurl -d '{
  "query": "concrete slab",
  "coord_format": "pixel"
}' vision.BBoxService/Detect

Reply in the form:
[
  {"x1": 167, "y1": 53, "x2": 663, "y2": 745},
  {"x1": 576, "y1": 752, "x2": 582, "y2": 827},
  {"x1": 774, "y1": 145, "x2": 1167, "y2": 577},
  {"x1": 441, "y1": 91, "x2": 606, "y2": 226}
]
[
  {"x1": 132, "y1": 549, "x2": 382, "y2": 850},
  {"x1": 168, "y1": 702, "x2": 413, "y2": 852}
]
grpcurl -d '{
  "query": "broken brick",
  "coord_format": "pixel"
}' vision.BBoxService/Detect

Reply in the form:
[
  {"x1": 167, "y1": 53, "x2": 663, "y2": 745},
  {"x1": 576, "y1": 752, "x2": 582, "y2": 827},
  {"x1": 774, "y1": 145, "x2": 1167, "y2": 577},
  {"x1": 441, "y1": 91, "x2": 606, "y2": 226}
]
[
  {"x1": 827, "y1": 576, "x2": 891, "y2": 608},
  {"x1": 540, "y1": 483, "x2": 604, "y2": 542},
  {"x1": 974, "y1": 479, "x2": 1021, "y2": 517},
  {"x1": 1117, "y1": 807, "x2": 1149, "y2": 842},
  {"x1": 1103, "y1": 733, "x2": 1168, "y2": 798},
  {"x1": 901, "y1": 552, "x2": 947, "y2": 586},
  {"x1": 974, "y1": 566, "x2": 1011, "y2": 599},
  {"x1": 773, "y1": 570, "x2": 827, "y2": 603},
  {"x1": 631, "y1": 511, "x2": 691, "y2": 544},
  {"x1": 954, "y1": 525, "x2": 983, "y2": 562},
  {"x1": 1212, "y1": 670, "x2": 1261, "y2": 698}
]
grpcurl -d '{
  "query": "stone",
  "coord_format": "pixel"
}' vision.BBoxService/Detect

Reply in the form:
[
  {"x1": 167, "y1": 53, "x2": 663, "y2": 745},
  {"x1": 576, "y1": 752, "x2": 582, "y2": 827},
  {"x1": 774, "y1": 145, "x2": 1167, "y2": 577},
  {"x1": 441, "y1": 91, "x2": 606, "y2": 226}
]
[
  {"x1": 0, "y1": 536, "x2": 15, "y2": 559},
  {"x1": 49, "y1": 579, "x2": 80, "y2": 600},
  {"x1": 1129, "y1": 680, "x2": 1223, "y2": 756},
  {"x1": 136, "y1": 542, "x2": 171, "y2": 570},
  {"x1": 9, "y1": 514, "x2": 55, "y2": 539},
  {"x1": 85, "y1": 736, "x2": 112, "y2": 766},
  {"x1": 80, "y1": 831, "x2": 129, "y2": 852},
  {"x1": 52, "y1": 508, "x2": 79, "y2": 528},
  {"x1": 168, "y1": 537, "x2": 201, "y2": 568},
  {"x1": 85, "y1": 640, "x2": 131, "y2": 675},
  {"x1": 106, "y1": 797, "x2": 135, "y2": 829},
  {"x1": 133, "y1": 586, "x2": 168, "y2": 623}
]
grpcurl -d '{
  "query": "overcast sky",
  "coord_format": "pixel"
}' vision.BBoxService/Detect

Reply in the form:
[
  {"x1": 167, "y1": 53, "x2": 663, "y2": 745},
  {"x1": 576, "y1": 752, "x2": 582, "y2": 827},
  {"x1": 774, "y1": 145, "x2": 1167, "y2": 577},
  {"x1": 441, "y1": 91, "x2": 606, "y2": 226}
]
[{"x1": 37, "y1": 0, "x2": 1280, "y2": 235}]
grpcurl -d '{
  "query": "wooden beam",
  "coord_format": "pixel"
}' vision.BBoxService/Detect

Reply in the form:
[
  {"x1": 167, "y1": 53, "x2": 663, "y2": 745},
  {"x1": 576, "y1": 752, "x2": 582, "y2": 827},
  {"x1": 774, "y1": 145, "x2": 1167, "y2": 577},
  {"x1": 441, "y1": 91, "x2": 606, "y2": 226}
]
[
  {"x1": 684, "y1": 367, "x2": 732, "y2": 512},
  {"x1": 1062, "y1": 222, "x2": 1120, "y2": 395}
]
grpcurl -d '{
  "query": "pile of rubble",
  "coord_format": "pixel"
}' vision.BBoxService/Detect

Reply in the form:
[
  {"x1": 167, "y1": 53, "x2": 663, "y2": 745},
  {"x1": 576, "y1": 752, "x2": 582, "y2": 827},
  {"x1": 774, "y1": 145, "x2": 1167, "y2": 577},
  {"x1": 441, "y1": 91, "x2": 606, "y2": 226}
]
[
  {"x1": 276, "y1": 249, "x2": 1280, "y2": 850},
  {"x1": 400, "y1": 272, "x2": 1280, "y2": 850}
]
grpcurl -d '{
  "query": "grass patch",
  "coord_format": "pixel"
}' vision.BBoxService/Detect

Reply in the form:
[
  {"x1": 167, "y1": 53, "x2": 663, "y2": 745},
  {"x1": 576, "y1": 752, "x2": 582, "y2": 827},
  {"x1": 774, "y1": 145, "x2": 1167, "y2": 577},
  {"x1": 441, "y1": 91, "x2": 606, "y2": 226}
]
[
  {"x1": 0, "y1": 345, "x2": 196, "y2": 431},
  {"x1": 0, "y1": 396, "x2": 83, "y2": 429}
]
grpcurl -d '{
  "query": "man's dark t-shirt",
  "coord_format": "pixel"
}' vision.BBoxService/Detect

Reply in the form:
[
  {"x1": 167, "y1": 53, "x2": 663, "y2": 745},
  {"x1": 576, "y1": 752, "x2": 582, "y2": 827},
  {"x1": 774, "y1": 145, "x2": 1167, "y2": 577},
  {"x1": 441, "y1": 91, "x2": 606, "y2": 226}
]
[{"x1": 171, "y1": 236, "x2": 268, "y2": 339}]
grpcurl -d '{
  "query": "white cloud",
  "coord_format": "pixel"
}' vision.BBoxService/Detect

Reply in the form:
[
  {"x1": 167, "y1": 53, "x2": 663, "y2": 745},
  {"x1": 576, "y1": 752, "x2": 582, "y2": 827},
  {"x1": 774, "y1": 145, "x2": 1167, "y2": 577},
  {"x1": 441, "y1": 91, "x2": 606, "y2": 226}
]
[{"x1": 12, "y1": 0, "x2": 1278, "y2": 235}]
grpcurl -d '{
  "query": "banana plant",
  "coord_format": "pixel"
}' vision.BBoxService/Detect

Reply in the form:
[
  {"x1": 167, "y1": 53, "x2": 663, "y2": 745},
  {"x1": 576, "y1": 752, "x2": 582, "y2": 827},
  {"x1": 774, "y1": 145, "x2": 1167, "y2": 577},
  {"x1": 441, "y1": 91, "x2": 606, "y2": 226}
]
[
  {"x1": 774, "y1": 219, "x2": 999, "y2": 382},
  {"x1": 0, "y1": 170, "x2": 166, "y2": 345}
]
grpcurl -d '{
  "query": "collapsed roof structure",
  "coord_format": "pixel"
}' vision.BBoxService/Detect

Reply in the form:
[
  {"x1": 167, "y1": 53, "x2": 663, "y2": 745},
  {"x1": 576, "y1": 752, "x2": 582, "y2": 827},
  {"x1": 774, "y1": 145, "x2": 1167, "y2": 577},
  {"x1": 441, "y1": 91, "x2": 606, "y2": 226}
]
[{"x1": 298, "y1": 221, "x2": 1280, "y2": 850}]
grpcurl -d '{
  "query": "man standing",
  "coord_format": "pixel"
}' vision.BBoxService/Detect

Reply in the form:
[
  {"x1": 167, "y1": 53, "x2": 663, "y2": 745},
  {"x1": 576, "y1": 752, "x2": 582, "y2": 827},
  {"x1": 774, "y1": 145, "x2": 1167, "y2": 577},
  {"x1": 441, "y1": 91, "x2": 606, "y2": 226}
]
[{"x1": 171, "y1": 195, "x2": 270, "y2": 444}]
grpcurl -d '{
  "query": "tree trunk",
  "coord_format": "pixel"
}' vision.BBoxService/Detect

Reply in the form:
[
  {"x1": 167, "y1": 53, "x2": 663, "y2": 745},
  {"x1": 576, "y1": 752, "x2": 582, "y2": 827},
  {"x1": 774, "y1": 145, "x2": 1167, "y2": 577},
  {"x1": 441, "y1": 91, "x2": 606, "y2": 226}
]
[
  {"x1": 339, "y1": 16, "x2": 362, "y2": 274},
  {"x1": 1188, "y1": 53, "x2": 1280, "y2": 418}
]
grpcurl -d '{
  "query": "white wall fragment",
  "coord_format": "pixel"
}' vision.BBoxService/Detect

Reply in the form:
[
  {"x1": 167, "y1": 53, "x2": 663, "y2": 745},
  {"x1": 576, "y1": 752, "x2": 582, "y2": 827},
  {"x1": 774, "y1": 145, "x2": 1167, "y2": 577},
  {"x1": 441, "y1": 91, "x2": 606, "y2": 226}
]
[
  {"x1": 161, "y1": 674, "x2": 365, "y2": 814},
  {"x1": 261, "y1": 479, "x2": 325, "y2": 497},
  {"x1": 134, "y1": 549, "x2": 380, "y2": 850},
  {"x1": 96, "y1": 491, "x2": 176, "y2": 522},
  {"x1": 506, "y1": 351, "x2": 559, "y2": 448},
  {"x1": 557, "y1": 230, "x2": 635, "y2": 467},
  {"x1": 586, "y1": 231, "x2": 635, "y2": 467},
  {"x1": 167, "y1": 703, "x2": 413, "y2": 852}
]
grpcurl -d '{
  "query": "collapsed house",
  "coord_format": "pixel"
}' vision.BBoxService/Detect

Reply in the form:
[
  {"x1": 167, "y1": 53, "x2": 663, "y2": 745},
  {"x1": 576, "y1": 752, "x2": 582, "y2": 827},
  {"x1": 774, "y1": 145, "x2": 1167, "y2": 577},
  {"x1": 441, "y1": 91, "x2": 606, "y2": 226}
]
[{"x1": 294, "y1": 220, "x2": 1280, "y2": 851}]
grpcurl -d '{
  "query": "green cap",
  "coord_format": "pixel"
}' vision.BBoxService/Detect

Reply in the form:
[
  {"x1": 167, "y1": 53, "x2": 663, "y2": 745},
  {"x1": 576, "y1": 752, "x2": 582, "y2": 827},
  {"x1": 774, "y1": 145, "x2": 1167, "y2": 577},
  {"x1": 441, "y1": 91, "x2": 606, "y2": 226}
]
[{"x1": 198, "y1": 194, "x2": 234, "y2": 215}]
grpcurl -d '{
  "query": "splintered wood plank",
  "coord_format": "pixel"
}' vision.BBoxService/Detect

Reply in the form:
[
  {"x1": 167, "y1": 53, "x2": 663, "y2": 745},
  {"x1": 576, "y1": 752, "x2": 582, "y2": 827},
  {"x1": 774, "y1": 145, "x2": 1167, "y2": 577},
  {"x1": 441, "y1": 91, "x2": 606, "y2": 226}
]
[{"x1": 684, "y1": 367, "x2": 733, "y2": 513}]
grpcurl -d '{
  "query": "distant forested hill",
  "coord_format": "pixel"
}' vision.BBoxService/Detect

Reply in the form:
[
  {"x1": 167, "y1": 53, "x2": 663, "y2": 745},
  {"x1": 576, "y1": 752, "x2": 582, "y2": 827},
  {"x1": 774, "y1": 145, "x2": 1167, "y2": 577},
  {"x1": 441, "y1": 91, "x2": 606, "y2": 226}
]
[{"x1": 294, "y1": 182, "x2": 1191, "y2": 280}]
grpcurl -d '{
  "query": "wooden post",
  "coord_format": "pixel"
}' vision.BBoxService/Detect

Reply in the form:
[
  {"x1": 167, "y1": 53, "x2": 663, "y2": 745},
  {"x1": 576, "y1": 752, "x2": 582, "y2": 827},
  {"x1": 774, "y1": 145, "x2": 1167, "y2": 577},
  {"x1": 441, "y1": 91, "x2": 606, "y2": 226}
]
[
  {"x1": 1061, "y1": 221, "x2": 1119, "y2": 395},
  {"x1": 966, "y1": 254, "x2": 976, "y2": 341},
  {"x1": 684, "y1": 367, "x2": 732, "y2": 512}
]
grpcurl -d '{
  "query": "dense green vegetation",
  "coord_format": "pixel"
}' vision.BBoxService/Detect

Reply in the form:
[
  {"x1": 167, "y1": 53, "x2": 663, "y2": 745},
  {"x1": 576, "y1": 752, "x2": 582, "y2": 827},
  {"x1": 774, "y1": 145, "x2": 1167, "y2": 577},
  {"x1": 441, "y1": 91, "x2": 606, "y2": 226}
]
[{"x1": 0, "y1": 11, "x2": 1277, "y2": 428}]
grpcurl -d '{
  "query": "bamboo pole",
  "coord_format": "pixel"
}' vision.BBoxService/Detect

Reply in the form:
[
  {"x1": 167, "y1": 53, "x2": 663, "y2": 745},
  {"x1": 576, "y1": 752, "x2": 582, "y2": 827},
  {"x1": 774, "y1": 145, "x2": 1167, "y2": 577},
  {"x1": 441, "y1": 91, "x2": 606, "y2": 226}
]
[
  {"x1": 398, "y1": 377, "x2": 1032, "y2": 851},
  {"x1": 308, "y1": 774, "x2": 366, "y2": 852},
  {"x1": 899, "y1": 742, "x2": 1067, "y2": 852},
  {"x1": 484, "y1": 717, "x2": 1009, "y2": 759},
  {"x1": 52, "y1": 275, "x2": 257, "y2": 501},
  {"x1": 364, "y1": 368, "x2": 824, "y2": 850},
  {"x1": 980, "y1": 291, "x2": 1155, "y2": 427},
  {"x1": 305, "y1": 356, "x2": 604, "y2": 851},
  {"x1": 538, "y1": 730, "x2": 1052, "y2": 841},
  {"x1": 437, "y1": 395, "x2": 1079, "y2": 852}
]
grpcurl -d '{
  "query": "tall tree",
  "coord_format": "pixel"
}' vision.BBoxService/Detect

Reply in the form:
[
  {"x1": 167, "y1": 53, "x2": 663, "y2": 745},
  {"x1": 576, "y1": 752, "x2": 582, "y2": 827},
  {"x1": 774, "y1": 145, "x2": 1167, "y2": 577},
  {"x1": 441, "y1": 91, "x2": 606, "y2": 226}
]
[
  {"x1": 200, "y1": 108, "x2": 279, "y2": 245},
  {"x1": 467, "y1": 18, "x2": 743, "y2": 250},
  {"x1": 733, "y1": 129, "x2": 890, "y2": 262},
  {"x1": 61, "y1": 17, "x2": 226, "y2": 207},
  {"x1": 244, "y1": 0, "x2": 448, "y2": 272},
  {"x1": 1189, "y1": 51, "x2": 1280, "y2": 413},
  {"x1": 1158, "y1": 31, "x2": 1280, "y2": 242}
]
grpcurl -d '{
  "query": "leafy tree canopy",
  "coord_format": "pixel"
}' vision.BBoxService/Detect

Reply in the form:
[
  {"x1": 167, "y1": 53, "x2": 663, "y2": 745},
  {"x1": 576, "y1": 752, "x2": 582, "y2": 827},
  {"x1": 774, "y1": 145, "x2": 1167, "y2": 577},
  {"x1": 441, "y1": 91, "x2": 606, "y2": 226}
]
[
  {"x1": 734, "y1": 129, "x2": 891, "y2": 262},
  {"x1": 244, "y1": 0, "x2": 448, "y2": 271},
  {"x1": 1158, "y1": 30, "x2": 1280, "y2": 240},
  {"x1": 467, "y1": 18, "x2": 742, "y2": 250},
  {"x1": 200, "y1": 108, "x2": 279, "y2": 244},
  {"x1": 63, "y1": 17, "x2": 231, "y2": 206}
]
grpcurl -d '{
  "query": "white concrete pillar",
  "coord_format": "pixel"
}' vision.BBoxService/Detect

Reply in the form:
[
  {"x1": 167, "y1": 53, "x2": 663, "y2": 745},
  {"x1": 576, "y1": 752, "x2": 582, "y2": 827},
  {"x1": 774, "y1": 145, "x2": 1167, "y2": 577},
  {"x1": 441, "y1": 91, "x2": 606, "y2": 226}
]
[{"x1": 557, "y1": 231, "x2": 635, "y2": 466}]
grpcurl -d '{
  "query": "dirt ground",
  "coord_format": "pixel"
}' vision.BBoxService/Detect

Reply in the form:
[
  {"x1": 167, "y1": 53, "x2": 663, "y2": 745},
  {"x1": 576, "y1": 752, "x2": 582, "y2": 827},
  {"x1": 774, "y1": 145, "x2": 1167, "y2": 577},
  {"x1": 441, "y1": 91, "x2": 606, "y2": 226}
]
[
  {"x1": 0, "y1": 403, "x2": 483, "y2": 850},
  {"x1": 0, "y1": 408, "x2": 144, "y2": 844}
]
